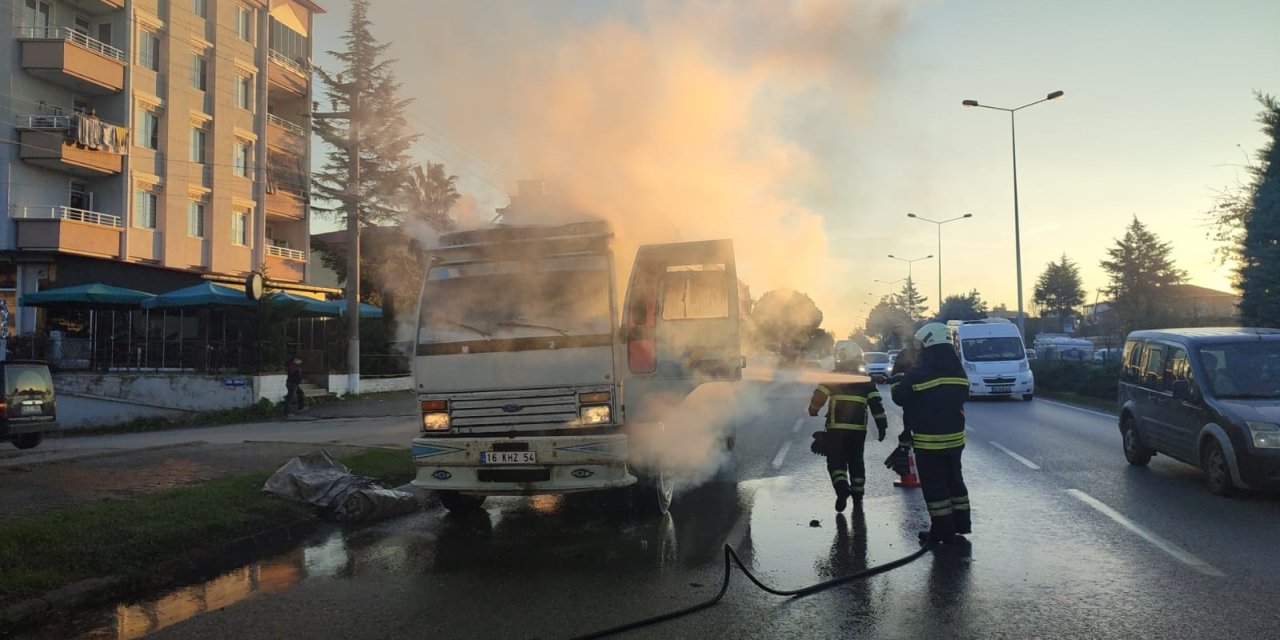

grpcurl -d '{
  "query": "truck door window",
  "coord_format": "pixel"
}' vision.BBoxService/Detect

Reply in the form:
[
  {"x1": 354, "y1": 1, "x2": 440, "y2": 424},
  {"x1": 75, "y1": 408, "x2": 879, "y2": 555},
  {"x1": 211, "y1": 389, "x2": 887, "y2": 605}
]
[
  {"x1": 626, "y1": 263, "x2": 659, "y2": 374},
  {"x1": 661, "y1": 265, "x2": 728, "y2": 320}
]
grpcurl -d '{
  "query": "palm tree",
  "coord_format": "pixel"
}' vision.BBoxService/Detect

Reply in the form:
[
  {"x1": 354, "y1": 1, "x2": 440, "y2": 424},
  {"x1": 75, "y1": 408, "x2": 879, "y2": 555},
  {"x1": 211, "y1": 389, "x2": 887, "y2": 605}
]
[{"x1": 407, "y1": 162, "x2": 459, "y2": 232}]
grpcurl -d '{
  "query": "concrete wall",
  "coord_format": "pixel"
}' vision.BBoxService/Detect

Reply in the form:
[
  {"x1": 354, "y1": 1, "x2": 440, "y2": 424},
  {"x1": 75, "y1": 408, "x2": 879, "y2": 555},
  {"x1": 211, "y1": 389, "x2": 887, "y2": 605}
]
[
  {"x1": 328, "y1": 374, "x2": 414, "y2": 396},
  {"x1": 57, "y1": 372, "x2": 256, "y2": 411}
]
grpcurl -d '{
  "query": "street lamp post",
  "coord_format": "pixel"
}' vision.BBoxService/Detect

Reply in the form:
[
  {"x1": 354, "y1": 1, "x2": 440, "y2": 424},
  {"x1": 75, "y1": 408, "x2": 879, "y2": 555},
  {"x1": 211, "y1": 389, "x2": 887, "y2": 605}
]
[
  {"x1": 962, "y1": 90, "x2": 1064, "y2": 337},
  {"x1": 907, "y1": 213, "x2": 973, "y2": 313}
]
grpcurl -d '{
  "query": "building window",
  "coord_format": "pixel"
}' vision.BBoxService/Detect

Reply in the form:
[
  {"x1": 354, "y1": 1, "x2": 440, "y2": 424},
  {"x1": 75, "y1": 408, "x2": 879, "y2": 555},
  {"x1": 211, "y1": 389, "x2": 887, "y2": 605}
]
[
  {"x1": 236, "y1": 5, "x2": 254, "y2": 42},
  {"x1": 135, "y1": 191, "x2": 158, "y2": 229},
  {"x1": 96, "y1": 23, "x2": 112, "y2": 46},
  {"x1": 187, "y1": 201, "x2": 205, "y2": 237},
  {"x1": 235, "y1": 74, "x2": 254, "y2": 110},
  {"x1": 21, "y1": 0, "x2": 51, "y2": 30},
  {"x1": 233, "y1": 141, "x2": 252, "y2": 177},
  {"x1": 190, "y1": 128, "x2": 206, "y2": 163},
  {"x1": 268, "y1": 17, "x2": 309, "y2": 65},
  {"x1": 139, "y1": 29, "x2": 160, "y2": 71},
  {"x1": 191, "y1": 53, "x2": 207, "y2": 91},
  {"x1": 232, "y1": 209, "x2": 249, "y2": 246},
  {"x1": 137, "y1": 110, "x2": 159, "y2": 150},
  {"x1": 193, "y1": 0, "x2": 207, "y2": 18}
]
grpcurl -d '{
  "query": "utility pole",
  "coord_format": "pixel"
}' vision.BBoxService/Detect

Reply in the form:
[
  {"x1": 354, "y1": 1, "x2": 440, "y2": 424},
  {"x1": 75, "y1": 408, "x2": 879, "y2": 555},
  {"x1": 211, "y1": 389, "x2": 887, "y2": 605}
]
[{"x1": 312, "y1": 77, "x2": 362, "y2": 395}]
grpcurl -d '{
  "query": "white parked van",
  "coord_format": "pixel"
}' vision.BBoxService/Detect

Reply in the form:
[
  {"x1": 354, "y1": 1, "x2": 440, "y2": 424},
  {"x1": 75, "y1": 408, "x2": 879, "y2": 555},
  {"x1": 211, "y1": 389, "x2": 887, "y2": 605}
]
[{"x1": 947, "y1": 319, "x2": 1035, "y2": 401}]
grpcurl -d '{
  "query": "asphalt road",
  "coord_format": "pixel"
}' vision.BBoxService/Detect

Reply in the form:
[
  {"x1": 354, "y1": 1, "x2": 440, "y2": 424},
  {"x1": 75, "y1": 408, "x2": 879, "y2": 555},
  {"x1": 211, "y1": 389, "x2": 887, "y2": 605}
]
[{"x1": 24, "y1": 369, "x2": 1280, "y2": 639}]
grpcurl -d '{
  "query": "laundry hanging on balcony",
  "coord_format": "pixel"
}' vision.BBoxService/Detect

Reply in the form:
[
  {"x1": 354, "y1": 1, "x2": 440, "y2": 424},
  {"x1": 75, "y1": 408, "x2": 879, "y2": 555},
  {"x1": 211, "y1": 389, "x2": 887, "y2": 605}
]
[{"x1": 72, "y1": 114, "x2": 129, "y2": 154}]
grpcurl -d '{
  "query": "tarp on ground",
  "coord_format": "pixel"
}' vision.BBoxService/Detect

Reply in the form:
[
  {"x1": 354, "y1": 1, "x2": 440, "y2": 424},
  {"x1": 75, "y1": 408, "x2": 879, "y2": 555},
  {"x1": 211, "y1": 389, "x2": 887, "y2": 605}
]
[
  {"x1": 141, "y1": 282, "x2": 257, "y2": 309},
  {"x1": 262, "y1": 449, "x2": 419, "y2": 522},
  {"x1": 19, "y1": 282, "x2": 155, "y2": 309}
]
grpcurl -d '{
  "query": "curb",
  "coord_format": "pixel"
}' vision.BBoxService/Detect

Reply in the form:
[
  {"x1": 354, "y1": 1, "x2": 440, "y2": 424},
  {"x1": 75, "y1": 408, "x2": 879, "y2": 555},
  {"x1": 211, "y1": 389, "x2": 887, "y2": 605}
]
[{"x1": 0, "y1": 440, "x2": 210, "y2": 468}]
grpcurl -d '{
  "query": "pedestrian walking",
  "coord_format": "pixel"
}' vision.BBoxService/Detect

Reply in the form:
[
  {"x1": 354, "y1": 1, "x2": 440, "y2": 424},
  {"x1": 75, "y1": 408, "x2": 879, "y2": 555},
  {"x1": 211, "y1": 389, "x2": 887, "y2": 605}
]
[
  {"x1": 808, "y1": 378, "x2": 889, "y2": 513},
  {"x1": 890, "y1": 323, "x2": 971, "y2": 546},
  {"x1": 284, "y1": 355, "x2": 305, "y2": 415}
]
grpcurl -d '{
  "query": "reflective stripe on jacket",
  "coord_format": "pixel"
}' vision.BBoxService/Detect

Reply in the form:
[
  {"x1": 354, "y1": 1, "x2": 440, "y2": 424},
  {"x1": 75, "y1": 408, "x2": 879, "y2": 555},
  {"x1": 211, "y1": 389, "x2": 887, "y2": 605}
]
[
  {"x1": 809, "y1": 381, "x2": 888, "y2": 431},
  {"x1": 890, "y1": 344, "x2": 969, "y2": 447}
]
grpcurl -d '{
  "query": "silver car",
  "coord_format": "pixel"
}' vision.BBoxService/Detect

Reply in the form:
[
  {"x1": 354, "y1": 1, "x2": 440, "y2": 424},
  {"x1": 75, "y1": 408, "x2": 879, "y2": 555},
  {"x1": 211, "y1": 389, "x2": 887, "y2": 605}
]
[{"x1": 861, "y1": 351, "x2": 892, "y2": 382}]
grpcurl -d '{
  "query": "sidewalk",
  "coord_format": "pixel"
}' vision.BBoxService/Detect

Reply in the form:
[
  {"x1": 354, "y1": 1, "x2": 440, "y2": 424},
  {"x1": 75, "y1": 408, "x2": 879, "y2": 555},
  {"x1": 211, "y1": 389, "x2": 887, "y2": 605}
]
[{"x1": 0, "y1": 391, "x2": 420, "y2": 522}]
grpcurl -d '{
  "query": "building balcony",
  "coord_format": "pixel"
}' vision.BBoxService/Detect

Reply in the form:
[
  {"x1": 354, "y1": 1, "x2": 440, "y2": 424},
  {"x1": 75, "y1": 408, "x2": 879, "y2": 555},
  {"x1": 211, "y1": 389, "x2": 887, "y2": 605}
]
[
  {"x1": 18, "y1": 27, "x2": 125, "y2": 95},
  {"x1": 267, "y1": 49, "x2": 309, "y2": 96},
  {"x1": 265, "y1": 245, "x2": 306, "y2": 282},
  {"x1": 265, "y1": 187, "x2": 307, "y2": 221},
  {"x1": 267, "y1": 113, "x2": 307, "y2": 154},
  {"x1": 17, "y1": 114, "x2": 128, "y2": 176},
  {"x1": 10, "y1": 205, "x2": 123, "y2": 259},
  {"x1": 76, "y1": 0, "x2": 124, "y2": 14}
]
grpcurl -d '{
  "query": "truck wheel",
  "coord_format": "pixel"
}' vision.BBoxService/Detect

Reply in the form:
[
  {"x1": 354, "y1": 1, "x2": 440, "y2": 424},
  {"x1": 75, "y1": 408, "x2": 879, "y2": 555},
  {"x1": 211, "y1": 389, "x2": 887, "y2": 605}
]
[
  {"x1": 633, "y1": 469, "x2": 674, "y2": 517},
  {"x1": 1121, "y1": 416, "x2": 1152, "y2": 466},
  {"x1": 439, "y1": 491, "x2": 486, "y2": 513},
  {"x1": 11, "y1": 433, "x2": 43, "y2": 450},
  {"x1": 1200, "y1": 439, "x2": 1235, "y2": 497}
]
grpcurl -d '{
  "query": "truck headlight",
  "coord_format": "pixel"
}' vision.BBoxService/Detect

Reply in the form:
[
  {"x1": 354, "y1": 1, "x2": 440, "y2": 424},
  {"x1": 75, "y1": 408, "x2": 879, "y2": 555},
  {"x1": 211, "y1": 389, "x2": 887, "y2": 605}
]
[
  {"x1": 422, "y1": 412, "x2": 450, "y2": 431},
  {"x1": 965, "y1": 362, "x2": 976, "y2": 373},
  {"x1": 1019, "y1": 361, "x2": 1029, "y2": 372},
  {"x1": 857, "y1": 364, "x2": 867, "y2": 373},
  {"x1": 1247, "y1": 422, "x2": 1280, "y2": 449},
  {"x1": 579, "y1": 405, "x2": 611, "y2": 426}
]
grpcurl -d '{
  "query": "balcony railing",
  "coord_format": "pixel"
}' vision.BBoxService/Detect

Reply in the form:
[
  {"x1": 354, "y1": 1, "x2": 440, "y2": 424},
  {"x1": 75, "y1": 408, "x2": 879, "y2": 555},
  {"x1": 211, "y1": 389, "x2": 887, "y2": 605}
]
[
  {"x1": 17, "y1": 27, "x2": 125, "y2": 61},
  {"x1": 268, "y1": 49, "x2": 309, "y2": 76},
  {"x1": 267, "y1": 113, "x2": 306, "y2": 136},
  {"x1": 11, "y1": 205, "x2": 122, "y2": 228},
  {"x1": 266, "y1": 244, "x2": 306, "y2": 261},
  {"x1": 17, "y1": 114, "x2": 73, "y2": 130}
]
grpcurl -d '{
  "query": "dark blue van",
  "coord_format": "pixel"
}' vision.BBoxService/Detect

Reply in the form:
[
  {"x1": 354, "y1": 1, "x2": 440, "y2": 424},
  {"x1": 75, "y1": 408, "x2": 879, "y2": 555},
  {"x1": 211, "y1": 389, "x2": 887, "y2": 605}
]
[{"x1": 1118, "y1": 328, "x2": 1280, "y2": 495}]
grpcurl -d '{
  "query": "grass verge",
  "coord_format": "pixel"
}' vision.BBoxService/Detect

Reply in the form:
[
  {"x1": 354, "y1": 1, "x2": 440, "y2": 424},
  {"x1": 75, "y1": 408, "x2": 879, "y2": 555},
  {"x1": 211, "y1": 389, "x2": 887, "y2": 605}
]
[
  {"x1": 1035, "y1": 389, "x2": 1118, "y2": 415},
  {"x1": 0, "y1": 447, "x2": 414, "y2": 610}
]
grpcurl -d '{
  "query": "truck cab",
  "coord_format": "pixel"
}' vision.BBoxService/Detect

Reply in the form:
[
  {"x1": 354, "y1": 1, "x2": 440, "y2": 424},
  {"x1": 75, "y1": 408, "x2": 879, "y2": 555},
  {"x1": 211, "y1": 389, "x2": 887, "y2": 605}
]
[{"x1": 410, "y1": 220, "x2": 740, "y2": 515}]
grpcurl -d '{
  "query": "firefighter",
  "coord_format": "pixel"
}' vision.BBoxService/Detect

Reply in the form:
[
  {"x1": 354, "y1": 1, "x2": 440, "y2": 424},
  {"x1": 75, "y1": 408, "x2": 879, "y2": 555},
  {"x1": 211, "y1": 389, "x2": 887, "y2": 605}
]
[
  {"x1": 809, "y1": 379, "x2": 889, "y2": 513},
  {"x1": 890, "y1": 322, "x2": 971, "y2": 546}
]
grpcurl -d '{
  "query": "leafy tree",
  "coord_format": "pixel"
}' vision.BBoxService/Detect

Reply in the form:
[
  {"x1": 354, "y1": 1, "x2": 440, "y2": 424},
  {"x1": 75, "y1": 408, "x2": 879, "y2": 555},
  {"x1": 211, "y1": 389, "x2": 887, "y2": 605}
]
[
  {"x1": 890, "y1": 277, "x2": 928, "y2": 323},
  {"x1": 1236, "y1": 94, "x2": 1280, "y2": 327},
  {"x1": 752, "y1": 289, "x2": 823, "y2": 361},
  {"x1": 1033, "y1": 254, "x2": 1086, "y2": 332},
  {"x1": 406, "y1": 162, "x2": 460, "y2": 233},
  {"x1": 1099, "y1": 216, "x2": 1187, "y2": 334},
  {"x1": 937, "y1": 289, "x2": 988, "y2": 323},
  {"x1": 865, "y1": 299, "x2": 913, "y2": 350},
  {"x1": 805, "y1": 328, "x2": 835, "y2": 357}
]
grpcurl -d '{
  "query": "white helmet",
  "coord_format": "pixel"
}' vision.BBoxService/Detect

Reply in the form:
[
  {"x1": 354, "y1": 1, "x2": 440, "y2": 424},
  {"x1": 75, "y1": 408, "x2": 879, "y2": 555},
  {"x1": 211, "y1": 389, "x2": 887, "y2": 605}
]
[{"x1": 915, "y1": 322, "x2": 949, "y2": 348}]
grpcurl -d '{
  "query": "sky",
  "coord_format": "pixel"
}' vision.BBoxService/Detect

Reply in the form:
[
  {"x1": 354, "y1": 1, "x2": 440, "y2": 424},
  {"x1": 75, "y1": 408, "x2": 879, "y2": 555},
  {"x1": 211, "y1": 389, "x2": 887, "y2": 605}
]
[{"x1": 310, "y1": 0, "x2": 1280, "y2": 335}]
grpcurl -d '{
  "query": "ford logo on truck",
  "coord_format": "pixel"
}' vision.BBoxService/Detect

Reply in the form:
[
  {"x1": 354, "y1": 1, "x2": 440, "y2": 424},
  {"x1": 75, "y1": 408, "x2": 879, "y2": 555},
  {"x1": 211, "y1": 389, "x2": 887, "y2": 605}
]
[{"x1": 502, "y1": 403, "x2": 523, "y2": 413}]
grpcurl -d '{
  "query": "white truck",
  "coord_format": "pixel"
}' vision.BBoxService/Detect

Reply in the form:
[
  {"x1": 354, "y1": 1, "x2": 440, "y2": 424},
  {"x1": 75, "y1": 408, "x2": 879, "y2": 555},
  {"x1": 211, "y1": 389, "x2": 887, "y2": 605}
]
[
  {"x1": 947, "y1": 318, "x2": 1035, "y2": 401},
  {"x1": 410, "y1": 220, "x2": 742, "y2": 515}
]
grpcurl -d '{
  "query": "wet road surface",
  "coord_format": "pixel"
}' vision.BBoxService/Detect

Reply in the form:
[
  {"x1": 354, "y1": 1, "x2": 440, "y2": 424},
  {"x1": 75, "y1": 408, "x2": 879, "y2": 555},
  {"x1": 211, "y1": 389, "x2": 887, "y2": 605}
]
[{"x1": 23, "y1": 371, "x2": 1280, "y2": 639}]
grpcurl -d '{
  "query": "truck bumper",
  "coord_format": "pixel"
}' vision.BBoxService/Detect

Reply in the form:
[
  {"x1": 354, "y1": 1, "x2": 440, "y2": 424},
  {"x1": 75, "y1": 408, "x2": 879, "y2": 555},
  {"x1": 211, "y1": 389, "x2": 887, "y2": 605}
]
[{"x1": 411, "y1": 433, "x2": 637, "y2": 496}]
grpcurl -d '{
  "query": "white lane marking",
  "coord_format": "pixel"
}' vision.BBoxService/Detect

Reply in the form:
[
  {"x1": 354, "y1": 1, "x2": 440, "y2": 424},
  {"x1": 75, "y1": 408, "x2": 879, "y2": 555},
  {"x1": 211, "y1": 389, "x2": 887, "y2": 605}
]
[
  {"x1": 988, "y1": 440, "x2": 1041, "y2": 470},
  {"x1": 792, "y1": 418, "x2": 805, "y2": 434},
  {"x1": 771, "y1": 441, "x2": 793, "y2": 470},
  {"x1": 1066, "y1": 489, "x2": 1225, "y2": 577},
  {"x1": 1037, "y1": 398, "x2": 1117, "y2": 420}
]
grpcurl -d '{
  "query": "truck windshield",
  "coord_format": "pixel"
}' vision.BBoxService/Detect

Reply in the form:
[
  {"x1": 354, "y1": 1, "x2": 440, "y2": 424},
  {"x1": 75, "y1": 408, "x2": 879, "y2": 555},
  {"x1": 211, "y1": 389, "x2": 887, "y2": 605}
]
[
  {"x1": 961, "y1": 337, "x2": 1026, "y2": 362},
  {"x1": 1198, "y1": 341, "x2": 1280, "y2": 399},
  {"x1": 419, "y1": 255, "x2": 612, "y2": 344}
]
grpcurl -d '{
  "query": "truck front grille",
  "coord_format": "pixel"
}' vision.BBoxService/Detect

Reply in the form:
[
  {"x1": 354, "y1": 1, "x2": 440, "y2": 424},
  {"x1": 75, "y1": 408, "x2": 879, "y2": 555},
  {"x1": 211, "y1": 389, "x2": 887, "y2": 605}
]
[{"x1": 450, "y1": 388, "x2": 579, "y2": 430}]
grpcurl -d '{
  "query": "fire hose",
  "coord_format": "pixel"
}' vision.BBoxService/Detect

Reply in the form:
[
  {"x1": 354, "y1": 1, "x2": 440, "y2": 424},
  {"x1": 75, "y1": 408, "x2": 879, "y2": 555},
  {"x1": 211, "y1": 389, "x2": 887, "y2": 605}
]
[{"x1": 568, "y1": 540, "x2": 931, "y2": 640}]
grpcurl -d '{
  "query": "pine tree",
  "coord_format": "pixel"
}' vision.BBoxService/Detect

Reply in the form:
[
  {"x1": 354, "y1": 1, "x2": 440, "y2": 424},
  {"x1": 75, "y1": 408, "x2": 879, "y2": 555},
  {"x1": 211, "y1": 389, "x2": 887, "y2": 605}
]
[
  {"x1": 890, "y1": 277, "x2": 929, "y2": 323},
  {"x1": 1237, "y1": 94, "x2": 1280, "y2": 327},
  {"x1": 1033, "y1": 254, "x2": 1086, "y2": 332},
  {"x1": 937, "y1": 289, "x2": 988, "y2": 323},
  {"x1": 1099, "y1": 217, "x2": 1187, "y2": 334},
  {"x1": 312, "y1": 0, "x2": 419, "y2": 227}
]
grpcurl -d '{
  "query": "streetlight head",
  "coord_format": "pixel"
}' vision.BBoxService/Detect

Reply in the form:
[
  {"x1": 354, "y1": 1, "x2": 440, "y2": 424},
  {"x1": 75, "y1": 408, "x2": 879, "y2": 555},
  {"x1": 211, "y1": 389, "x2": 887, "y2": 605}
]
[
  {"x1": 962, "y1": 213, "x2": 973, "y2": 218},
  {"x1": 962, "y1": 99, "x2": 979, "y2": 107},
  {"x1": 887, "y1": 254, "x2": 896, "y2": 259},
  {"x1": 926, "y1": 255, "x2": 934, "y2": 259},
  {"x1": 1047, "y1": 90, "x2": 1064, "y2": 100},
  {"x1": 907, "y1": 213, "x2": 917, "y2": 218}
]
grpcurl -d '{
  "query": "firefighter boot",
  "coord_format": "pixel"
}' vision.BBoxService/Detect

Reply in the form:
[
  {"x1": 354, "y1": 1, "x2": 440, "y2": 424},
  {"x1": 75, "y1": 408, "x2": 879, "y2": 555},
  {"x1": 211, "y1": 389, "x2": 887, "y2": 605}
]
[{"x1": 834, "y1": 485, "x2": 851, "y2": 513}]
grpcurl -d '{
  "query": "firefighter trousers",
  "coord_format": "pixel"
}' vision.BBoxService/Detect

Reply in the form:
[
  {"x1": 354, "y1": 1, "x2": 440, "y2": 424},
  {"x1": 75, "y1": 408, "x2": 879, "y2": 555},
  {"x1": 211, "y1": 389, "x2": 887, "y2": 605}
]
[
  {"x1": 826, "y1": 429, "x2": 867, "y2": 498},
  {"x1": 914, "y1": 446, "x2": 971, "y2": 540}
]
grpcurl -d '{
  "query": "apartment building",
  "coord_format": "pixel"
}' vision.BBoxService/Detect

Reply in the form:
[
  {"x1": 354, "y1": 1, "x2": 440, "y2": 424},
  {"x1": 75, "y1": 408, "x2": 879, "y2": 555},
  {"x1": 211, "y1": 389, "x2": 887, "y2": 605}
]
[{"x1": 0, "y1": 0, "x2": 324, "y2": 334}]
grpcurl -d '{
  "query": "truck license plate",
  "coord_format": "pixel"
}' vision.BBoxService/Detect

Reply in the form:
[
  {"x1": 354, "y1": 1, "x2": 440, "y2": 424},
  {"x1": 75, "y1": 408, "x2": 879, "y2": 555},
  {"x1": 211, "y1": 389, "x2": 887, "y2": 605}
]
[
  {"x1": 480, "y1": 451, "x2": 537, "y2": 464},
  {"x1": 20, "y1": 404, "x2": 41, "y2": 415},
  {"x1": 991, "y1": 385, "x2": 1012, "y2": 393}
]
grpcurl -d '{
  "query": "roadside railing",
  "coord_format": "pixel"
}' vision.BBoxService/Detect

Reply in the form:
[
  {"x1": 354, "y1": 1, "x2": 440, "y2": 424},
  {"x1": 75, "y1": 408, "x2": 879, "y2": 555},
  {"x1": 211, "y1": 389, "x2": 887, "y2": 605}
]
[{"x1": 16, "y1": 26, "x2": 126, "y2": 61}]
